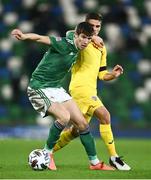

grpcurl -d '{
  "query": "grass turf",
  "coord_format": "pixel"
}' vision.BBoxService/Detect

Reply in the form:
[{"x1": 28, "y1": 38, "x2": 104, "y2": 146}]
[{"x1": 0, "y1": 138, "x2": 150, "y2": 179}]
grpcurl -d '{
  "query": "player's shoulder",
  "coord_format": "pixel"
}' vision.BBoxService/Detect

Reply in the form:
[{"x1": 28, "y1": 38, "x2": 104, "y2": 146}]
[
  {"x1": 86, "y1": 42, "x2": 100, "y2": 50},
  {"x1": 49, "y1": 36, "x2": 66, "y2": 44},
  {"x1": 89, "y1": 42, "x2": 104, "y2": 53}
]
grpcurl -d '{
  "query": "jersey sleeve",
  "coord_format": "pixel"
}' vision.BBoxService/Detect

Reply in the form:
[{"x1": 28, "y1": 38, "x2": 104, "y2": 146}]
[
  {"x1": 49, "y1": 36, "x2": 67, "y2": 53},
  {"x1": 98, "y1": 45, "x2": 109, "y2": 80}
]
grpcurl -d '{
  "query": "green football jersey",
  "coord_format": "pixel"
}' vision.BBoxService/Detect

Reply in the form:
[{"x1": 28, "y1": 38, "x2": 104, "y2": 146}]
[{"x1": 29, "y1": 35, "x2": 78, "y2": 89}]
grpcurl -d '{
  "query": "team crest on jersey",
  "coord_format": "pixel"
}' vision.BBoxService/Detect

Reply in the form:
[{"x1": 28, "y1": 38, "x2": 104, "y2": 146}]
[
  {"x1": 55, "y1": 37, "x2": 62, "y2": 41},
  {"x1": 91, "y1": 96, "x2": 97, "y2": 101}
]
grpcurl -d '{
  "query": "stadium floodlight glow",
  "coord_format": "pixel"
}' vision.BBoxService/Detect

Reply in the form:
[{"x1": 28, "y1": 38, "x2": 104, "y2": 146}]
[
  {"x1": 137, "y1": 59, "x2": 151, "y2": 75},
  {"x1": 135, "y1": 87, "x2": 149, "y2": 103},
  {"x1": 3, "y1": 12, "x2": 18, "y2": 25}
]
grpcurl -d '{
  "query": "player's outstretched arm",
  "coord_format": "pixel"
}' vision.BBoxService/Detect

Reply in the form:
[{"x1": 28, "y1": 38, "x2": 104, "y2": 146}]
[
  {"x1": 103, "y1": 64, "x2": 123, "y2": 81},
  {"x1": 11, "y1": 29, "x2": 51, "y2": 45}
]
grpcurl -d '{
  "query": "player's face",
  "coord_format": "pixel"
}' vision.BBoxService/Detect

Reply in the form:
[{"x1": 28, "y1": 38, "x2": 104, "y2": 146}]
[
  {"x1": 87, "y1": 19, "x2": 101, "y2": 36},
  {"x1": 75, "y1": 33, "x2": 92, "y2": 50}
]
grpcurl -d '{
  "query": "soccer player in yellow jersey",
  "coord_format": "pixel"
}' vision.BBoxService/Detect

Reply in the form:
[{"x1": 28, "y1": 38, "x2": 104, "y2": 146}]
[{"x1": 53, "y1": 13, "x2": 131, "y2": 170}]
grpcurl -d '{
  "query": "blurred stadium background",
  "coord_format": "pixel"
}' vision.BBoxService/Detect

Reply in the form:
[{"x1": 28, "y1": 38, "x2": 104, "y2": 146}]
[{"x1": 0, "y1": 0, "x2": 151, "y2": 138}]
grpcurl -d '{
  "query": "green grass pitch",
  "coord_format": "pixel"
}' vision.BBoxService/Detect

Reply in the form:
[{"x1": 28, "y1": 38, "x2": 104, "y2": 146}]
[{"x1": 0, "y1": 138, "x2": 151, "y2": 179}]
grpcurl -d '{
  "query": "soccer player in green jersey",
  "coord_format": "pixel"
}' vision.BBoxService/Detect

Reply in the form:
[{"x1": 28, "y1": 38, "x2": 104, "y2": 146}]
[{"x1": 11, "y1": 22, "x2": 114, "y2": 171}]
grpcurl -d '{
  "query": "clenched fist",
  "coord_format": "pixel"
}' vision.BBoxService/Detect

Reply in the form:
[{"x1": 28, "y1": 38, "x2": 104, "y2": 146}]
[
  {"x1": 112, "y1": 64, "x2": 123, "y2": 77},
  {"x1": 11, "y1": 29, "x2": 26, "y2": 40}
]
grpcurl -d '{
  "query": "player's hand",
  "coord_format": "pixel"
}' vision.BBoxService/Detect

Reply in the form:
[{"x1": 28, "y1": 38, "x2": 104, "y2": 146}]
[
  {"x1": 92, "y1": 36, "x2": 104, "y2": 48},
  {"x1": 11, "y1": 29, "x2": 26, "y2": 40},
  {"x1": 112, "y1": 64, "x2": 123, "y2": 77}
]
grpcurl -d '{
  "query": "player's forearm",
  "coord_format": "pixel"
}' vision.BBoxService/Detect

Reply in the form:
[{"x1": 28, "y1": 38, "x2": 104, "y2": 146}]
[
  {"x1": 22, "y1": 33, "x2": 50, "y2": 44},
  {"x1": 23, "y1": 33, "x2": 41, "y2": 40},
  {"x1": 103, "y1": 72, "x2": 116, "y2": 81},
  {"x1": 11, "y1": 29, "x2": 50, "y2": 45}
]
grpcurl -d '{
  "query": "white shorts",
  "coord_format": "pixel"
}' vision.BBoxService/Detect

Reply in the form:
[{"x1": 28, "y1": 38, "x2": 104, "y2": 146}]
[{"x1": 27, "y1": 86, "x2": 72, "y2": 117}]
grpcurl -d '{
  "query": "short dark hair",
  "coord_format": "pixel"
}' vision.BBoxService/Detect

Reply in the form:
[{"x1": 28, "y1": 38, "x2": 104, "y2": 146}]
[
  {"x1": 75, "y1": 22, "x2": 94, "y2": 36},
  {"x1": 85, "y1": 12, "x2": 102, "y2": 22}
]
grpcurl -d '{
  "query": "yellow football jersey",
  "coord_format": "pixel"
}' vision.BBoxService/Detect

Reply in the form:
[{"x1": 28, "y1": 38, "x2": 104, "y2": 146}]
[
  {"x1": 69, "y1": 42, "x2": 108, "y2": 120},
  {"x1": 69, "y1": 42, "x2": 108, "y2": 92}
]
